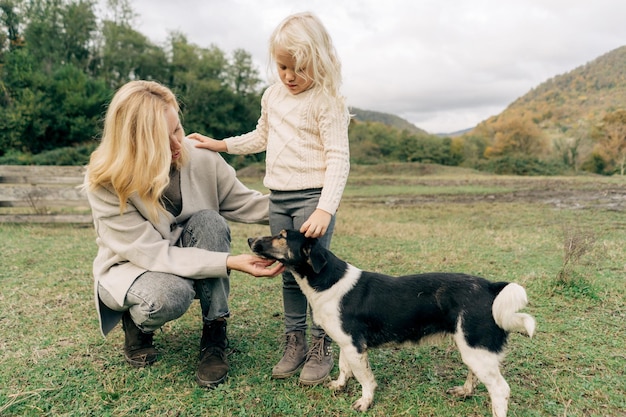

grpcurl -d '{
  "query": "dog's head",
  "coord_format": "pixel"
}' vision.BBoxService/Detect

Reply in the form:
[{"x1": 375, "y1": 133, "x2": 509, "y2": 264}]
[{"x1": 248, "y1": 229, "x2": 328, "y2": 274}]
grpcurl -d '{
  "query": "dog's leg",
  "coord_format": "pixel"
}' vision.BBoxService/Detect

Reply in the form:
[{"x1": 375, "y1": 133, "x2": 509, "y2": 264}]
[
  {"x1": 328, "y1": 348, "x2": 352, "y2": 391},
  {"x1": 337, "y1": 345, "x2": 377, "y2": 412},
  {"x1": 447, "y1": 369, "x2": 478, "y2": 397},
  {"x1": 454, "y1": 332, "x2": 510, "y2": 417}
]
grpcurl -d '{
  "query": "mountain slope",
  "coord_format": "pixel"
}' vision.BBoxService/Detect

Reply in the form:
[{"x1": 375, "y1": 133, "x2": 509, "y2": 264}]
[
  {"x1": 475, "y1": 45, "x2": 626, "y2": 135},
  {"x1": 349, "y1": 107, "x2": 427, "y2": 134}
]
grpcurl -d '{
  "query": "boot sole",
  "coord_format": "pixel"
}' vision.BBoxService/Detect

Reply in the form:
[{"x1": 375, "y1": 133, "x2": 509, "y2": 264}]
[
  {"x1": 299, "y1": 359, "x2": 334, "y2": 385},
  {"x1": 196, "y1": 373, "x2": 228, "y2": 389},
  {"x1": 124, "y1": 352, "x2": 158, "y2": 367},
  {"x1": 299, "y1": 373, "x2": 332, "y2": 386},
  {"x1": 271, "y1": 361, "x2": 305, "y2": 379}
]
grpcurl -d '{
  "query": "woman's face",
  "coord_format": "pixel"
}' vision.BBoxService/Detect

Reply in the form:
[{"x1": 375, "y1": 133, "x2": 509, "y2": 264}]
[{"x1": 165, "y1": 105, "x2": 184, "y2": 163}]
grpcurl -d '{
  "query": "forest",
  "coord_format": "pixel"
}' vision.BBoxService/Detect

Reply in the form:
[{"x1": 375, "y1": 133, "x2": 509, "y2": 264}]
[{"x1": 1, "y1": 0, "x2": 624, "y2": 175}]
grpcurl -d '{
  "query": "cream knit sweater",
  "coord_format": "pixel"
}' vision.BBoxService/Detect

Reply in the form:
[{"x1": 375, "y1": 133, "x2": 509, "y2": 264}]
[{"x1": 224, "y1": 82, "x2": 350, "y2": 215}]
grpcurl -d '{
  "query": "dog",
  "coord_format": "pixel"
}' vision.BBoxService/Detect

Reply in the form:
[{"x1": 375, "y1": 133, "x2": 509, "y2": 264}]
[{"x1": 248, "y1": 229, "x2": 535, "y2": 417}]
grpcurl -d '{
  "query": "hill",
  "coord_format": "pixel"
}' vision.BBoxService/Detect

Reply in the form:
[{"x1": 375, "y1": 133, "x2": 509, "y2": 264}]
[
  {"x1": 349, "y1": 107, "x2": 427, "y2": 134},
  {"x1": 472, "y1": 45, "x2": 626, "y2": 138}
]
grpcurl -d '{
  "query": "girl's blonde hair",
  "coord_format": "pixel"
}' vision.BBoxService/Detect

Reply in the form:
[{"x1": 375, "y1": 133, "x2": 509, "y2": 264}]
[
  {"x1": 86, "y1": 80, "x2": 188, "y2": 222},
  {"x1": 269, "y1": 11, "x2": 343, "y2": 100}
]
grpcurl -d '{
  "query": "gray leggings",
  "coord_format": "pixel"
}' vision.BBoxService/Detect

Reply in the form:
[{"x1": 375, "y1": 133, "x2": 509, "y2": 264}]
[
  {"x1": 99, "y1": 210, "x2": 231, "y2": 332},
  {"x1": 269, "y1": 189, "x2": 335, "y2": 339}
]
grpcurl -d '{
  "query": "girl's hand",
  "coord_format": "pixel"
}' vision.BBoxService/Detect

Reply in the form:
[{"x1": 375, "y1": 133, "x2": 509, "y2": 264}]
[
  {"x1": 300, "y1": 208, "x2": 332, "y2": 238},
  {"x1": 227, "y1": 254, "x2": 284, "y2": 277},
  {"x1": 188, "y1": 133, "x2": 227, "y2": 152}
]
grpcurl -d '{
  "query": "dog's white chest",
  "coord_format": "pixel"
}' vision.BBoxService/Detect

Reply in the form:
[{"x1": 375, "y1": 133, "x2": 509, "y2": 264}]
[{"x1": 295, "y1": 265, "x2": 361, "y2": 332}]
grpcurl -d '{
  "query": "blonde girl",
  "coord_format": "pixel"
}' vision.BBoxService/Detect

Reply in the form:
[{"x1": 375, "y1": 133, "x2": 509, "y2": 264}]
[{"x1": 190, "y1": 11, "x2": 350, "y2": 385}]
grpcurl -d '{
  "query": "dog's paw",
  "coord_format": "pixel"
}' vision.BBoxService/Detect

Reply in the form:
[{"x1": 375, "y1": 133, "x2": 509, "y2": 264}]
[
  {"x1": 352, "y1": 397, "x2": 373, "y2": 412},
  {"x1": 447, "y1": 385, "x2": 473, "y2": 398},
  {"x1": 327, "y1": 379, "x2": 345, "y2": 391}
]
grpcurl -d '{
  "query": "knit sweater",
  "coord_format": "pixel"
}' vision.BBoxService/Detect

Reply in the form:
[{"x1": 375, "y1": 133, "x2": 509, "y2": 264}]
[{"x1": 224, "y1": 82, "x2": 350, "y2": 215}]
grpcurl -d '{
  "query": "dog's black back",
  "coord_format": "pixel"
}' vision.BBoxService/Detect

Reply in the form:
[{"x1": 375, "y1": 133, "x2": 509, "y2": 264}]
[{"x1": 341, "y1": 271, "x2": 509, "y2": 352}]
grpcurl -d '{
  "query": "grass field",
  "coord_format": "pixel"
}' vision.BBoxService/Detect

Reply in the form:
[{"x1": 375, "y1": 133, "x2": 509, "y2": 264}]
[{"x1": 1, "y1": 164, "x2": 625, "y2": 416}]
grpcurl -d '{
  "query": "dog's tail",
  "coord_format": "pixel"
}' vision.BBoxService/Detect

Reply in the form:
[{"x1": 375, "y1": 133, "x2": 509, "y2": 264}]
[{"x1": 492, "y1": 283, "x2": 536, "y2": 338}]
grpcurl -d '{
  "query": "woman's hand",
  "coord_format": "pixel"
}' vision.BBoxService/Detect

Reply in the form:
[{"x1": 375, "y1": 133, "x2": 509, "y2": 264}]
[
  {"x1": 188, "y1": 133, "x2": 228, "y2": 152},
  {"x1": 300, "y1": 208, "x2": 332, "y2": 238},
  {"x1": 227, "y1": 254, "x2": 284, "y2": 277}
]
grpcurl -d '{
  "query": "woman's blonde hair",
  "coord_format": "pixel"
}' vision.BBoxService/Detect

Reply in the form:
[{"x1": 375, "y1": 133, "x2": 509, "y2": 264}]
[
  {"x1": 269, "y1": 11, "x2": 343, "y2": 100},
  {"x1": 86, "y1": 80, "x2": 188, "y2": 221}
]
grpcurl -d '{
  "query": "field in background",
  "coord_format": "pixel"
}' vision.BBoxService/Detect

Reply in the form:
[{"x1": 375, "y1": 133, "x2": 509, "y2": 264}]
[{"x1": 1, "y1": 164, "x2": 625, "y2": 416}]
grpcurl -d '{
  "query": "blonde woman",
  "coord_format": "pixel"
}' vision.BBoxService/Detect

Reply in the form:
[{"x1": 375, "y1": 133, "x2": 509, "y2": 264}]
[
  {"x1": 191, "y1": 11, "x2": 350, "y2": 385},
  {"x1": 84, "y1": 80, "x2": 283, "y2": 388}
]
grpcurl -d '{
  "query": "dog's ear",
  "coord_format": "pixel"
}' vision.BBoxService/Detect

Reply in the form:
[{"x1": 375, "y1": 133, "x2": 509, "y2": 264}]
[{"x1": 305, "y1": 239, "x2": 328, "y2": 273}]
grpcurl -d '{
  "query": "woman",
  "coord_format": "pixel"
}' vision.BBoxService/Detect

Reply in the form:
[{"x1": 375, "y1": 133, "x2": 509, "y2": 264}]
[{"x1": 84, "y1": 80, "x2": 283, "y2": 388}]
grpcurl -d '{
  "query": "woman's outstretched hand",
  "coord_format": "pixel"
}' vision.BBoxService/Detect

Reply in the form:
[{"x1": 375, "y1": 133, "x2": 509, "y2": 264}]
[{"x1": 227, "y1": 254, "x2": 284, "y2": 277}]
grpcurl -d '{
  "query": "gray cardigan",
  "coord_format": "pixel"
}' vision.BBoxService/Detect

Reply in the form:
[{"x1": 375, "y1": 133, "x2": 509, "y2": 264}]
[{"x1": 86, "y1": 139, "x2": 269, "y2": 335}]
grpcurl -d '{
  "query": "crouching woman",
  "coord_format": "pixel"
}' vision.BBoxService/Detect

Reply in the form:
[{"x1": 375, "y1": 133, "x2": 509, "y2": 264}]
[{"x1": 83, "y1": 80, "x2": 283, "y2": 388}]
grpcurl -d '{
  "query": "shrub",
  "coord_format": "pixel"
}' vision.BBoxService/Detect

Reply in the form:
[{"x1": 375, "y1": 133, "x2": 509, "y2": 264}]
[{"x1": 477, "y1": 154, "x2": 568, "y2": 175}]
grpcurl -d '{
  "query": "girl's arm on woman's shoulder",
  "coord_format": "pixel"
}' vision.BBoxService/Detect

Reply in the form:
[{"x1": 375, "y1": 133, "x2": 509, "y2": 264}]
[{"x1": 188, "y1": 133, "x2": 228, "y2": 152}]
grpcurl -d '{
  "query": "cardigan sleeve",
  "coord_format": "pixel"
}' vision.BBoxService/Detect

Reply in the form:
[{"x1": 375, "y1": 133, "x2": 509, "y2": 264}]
[{"x1": 315, "y1": 99, "x2": 351, "y2": 215}]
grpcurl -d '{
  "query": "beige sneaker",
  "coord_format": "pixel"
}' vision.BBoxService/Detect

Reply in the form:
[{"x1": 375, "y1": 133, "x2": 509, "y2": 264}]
[
  {"x1": 272, "y1": 330, "x2": 307, "y2": 379},
  {"x1": 299, "y1": 335, "x2": 333, "y2": 385}
]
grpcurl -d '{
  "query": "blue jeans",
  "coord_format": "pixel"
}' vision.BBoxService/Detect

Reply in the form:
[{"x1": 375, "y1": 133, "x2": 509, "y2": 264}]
[
  {"x1": 113, "y1": 210, "x2": 231, "y2": 333},
  {"x1": 269, "y1": 189, "x2": 335, "y2": 339}
]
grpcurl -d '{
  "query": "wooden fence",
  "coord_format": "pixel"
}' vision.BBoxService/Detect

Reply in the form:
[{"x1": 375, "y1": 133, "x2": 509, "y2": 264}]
[{"x1": 0, "y1": 165, "x2": 92, "y2": 223}]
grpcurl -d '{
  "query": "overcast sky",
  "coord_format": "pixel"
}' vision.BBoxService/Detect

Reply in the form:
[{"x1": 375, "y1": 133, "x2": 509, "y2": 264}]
[{"x1": 99, "y1": 0, "x2": 626, "y2": 133}]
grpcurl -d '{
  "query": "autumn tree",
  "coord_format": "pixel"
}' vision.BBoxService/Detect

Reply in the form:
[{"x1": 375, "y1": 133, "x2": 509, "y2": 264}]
[
  {"x1": 553, "y1": 119, "x2": 593, "y2": 172},
  {"x1": 593, "y1": 109, "x2": 626, "y2": 175},
  {"x1": 484, "y1": 115, "x2": 548, "y2": 158}
]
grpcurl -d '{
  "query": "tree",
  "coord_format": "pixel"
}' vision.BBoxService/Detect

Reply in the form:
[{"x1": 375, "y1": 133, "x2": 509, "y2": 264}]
[
  {"x1": 59, "y1": 0, "x2": 97, "y2": 71},
  {"x1": 484, "y1": 115, "x2": 548, "y2": 158},
  {"x1": 98, "y1": 20, "x2": 156, "y2": 89},
  {"x1": 553, "y1": 120, "x2": 593, "y2": 172},
  {"x1": 22, "y1": 0, "x2": 65, "y2": 72},
  {"x1": 98, "y1": 6, "x2": 167, "y2": 87},
  {"x1": 227, "y1": 48, "x2": 262, "y2": 96},
  {"x1": 593, "y1": 109, "x2": 626, "y2": 175},
  {"x1": 0, "y1": 0, "x2": 24, "y2": 51}
]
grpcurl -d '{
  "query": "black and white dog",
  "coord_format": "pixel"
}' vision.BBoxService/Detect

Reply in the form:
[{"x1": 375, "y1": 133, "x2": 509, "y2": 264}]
[{"x1": 248, "y1": 230, "x2": 535, "y2": 417}]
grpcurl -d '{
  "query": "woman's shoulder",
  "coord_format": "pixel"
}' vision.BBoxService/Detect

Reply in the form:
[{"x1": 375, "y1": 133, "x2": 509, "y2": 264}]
[
  {"x1": 182, "y1": 138, "x2": 235, "y2": 174},
  {"x1": 184, "y1": 138, "x2": 223, "y2": 161}
]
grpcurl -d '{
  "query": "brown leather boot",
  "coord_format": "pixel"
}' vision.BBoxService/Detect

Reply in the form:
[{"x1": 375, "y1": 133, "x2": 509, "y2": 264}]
[
  {"x1": 271, "y1": 330, "x2": 307, "y2": 379},
  {"x1": 122, "y1": 311, "x2": 159, "y2": 367},
  {"x1": 196, "y1": 318, "x2": 229, "y2": 388},
  {"x1": 299, "y1": 335, "x2": 333, "y2": 385}
]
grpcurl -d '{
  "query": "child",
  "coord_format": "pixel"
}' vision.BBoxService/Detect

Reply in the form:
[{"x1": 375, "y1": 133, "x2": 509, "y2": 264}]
[{"x1": 189, "y1": 11, "x2": 350, "y2": 385}]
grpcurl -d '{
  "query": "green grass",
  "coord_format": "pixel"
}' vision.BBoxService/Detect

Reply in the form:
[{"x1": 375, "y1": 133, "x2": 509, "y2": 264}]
[{"x1": 1, "y1": 166, "x2": 625, "y2": 416}]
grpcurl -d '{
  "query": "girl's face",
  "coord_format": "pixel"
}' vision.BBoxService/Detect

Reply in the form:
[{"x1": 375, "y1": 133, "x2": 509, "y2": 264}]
[
  {"x1": 165, "y1": 105, "x2": 184, "y2": 163},
  {"x1": 275, "y1": 47, "x2": 314, "y2": 95}
]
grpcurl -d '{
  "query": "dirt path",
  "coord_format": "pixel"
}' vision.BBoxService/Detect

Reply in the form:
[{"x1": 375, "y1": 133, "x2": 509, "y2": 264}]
[{"x1": 3, "y1": 165, "x2": 624, "y2": 211}]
